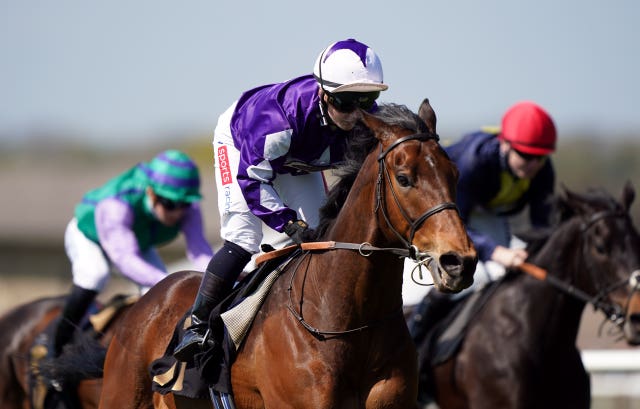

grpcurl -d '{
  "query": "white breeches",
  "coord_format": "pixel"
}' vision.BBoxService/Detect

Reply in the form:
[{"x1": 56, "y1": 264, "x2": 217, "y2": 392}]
[
  {"x1": 64, "y1": 218, "x2": 164, "y2": 294},
  {"x1": 212, "y1": 102, "x2": 327, "y2": 258}
]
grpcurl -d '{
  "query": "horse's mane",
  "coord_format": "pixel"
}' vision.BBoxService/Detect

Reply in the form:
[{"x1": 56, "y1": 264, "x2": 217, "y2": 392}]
[
  {"x1": 523, "y1": 186, "x2": 623, "y2": 257},
  {"x1": 312, "y1": 103, "x2": 429, "y2": 239}
]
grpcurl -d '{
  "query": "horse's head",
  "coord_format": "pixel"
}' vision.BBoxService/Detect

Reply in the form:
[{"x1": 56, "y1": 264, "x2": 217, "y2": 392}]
[
  {"x1": 359, "y1": 103, "x2": 477, "y2": 293},
  {"x1": 559, "y1": 181, "x2": 640, "y2": 344}
]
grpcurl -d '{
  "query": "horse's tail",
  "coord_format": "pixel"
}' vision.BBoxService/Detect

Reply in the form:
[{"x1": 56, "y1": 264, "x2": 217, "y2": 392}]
[{"x1": 39, "y1": 332, "x2": 107, "y2": 383}]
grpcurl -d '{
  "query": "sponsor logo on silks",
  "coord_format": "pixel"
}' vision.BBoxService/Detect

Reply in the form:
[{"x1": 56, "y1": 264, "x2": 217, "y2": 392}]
[
  {"x1": 224, "y1": 185, "x2": 232, "y2": 215},
  {"x1": 218, "y1": 146, "x2": 232, "y2": 186}
]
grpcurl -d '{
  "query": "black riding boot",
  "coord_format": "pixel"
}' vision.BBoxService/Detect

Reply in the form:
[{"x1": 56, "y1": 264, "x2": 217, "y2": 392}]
[
  {"x1": 53, "y1": 284, "x2": 98, "y2": 357},
  {"x1": 408, "y1": 290, "x2": 454, "y2": 346},
  {"x1": 173, "y1": 241, "x2": 252, "y2": 362},
  {"x1": 172, "y1": 272, "x2": 232, "y2": 361}
]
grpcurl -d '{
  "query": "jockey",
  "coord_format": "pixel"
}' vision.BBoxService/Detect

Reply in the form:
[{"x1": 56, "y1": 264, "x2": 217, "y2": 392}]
[
  {"x1": 53, "y1": 150, "x2": 213, "y2": 357},
  {"x1": 173, "y1": 38, "x2": 389, "y2": 361},
  {"x1": 408, "y1": 101, "x2": 557, "y2": 345}
]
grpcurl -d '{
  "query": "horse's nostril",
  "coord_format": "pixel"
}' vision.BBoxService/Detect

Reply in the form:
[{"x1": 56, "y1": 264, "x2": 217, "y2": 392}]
[
  {"x1": 439, "y1": 253, "x2": 463, "y2": 277},
  {"x1": 630, "y1": 313, "x2": 640, "y2": 326}
]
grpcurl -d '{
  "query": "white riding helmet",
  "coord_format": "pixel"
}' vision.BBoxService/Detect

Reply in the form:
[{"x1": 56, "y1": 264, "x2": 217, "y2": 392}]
[{"x1": 313, "y1": 39, "x2": 388, "y2": 93}]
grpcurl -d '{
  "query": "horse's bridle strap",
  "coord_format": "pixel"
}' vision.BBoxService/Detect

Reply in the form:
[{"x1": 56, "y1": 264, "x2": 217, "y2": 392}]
[
  {"x1": 518, "y1": 262, "x2": 625, "y2": 323},
  {"x1": 376, "y1": 132, "x2": 439, "y2": 161},
  {"x1": 301, "y1": 241, "x2": 411, "y2": 258}
]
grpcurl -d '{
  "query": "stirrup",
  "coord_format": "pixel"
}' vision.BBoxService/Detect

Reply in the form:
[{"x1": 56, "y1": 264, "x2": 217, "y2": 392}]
[{"x1": 201, "y1": 328, "x2": 211, "y2": 348}]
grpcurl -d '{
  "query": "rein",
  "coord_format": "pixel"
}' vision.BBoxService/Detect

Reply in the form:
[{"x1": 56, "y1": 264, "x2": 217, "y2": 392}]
[
  {"x1": 285, "y1": 249, "x2": 404, "y2": 340},
  {"x1": 375, "y1": 132, "x2": 458, "y2": 259},
  {"x1": 519, "y1": 263, "x2": 625, "y2": 324}
]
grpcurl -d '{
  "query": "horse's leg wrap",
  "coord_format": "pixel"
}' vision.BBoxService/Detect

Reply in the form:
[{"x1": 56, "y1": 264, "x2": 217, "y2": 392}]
[
  {"x1": 173, "y1": 241, "x2": 251, "y2": 362},
  {"x1": 53, "y1": 284, "x2": 98, "y2": 357}
]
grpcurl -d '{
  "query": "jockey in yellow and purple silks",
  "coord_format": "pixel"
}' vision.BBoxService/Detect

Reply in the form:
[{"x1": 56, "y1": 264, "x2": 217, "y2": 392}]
[
  {"x1": 173, "y1": 38, "x2": 389, "y2": 361},
  {"x1": 408, "y1": 101, "x2": 557, "y2": 353},
  {"x1": 53, "y1": 150, "x2": 213, "y2": 357}
]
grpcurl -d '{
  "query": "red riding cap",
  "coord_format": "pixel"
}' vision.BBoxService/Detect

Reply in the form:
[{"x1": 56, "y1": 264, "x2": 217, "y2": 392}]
[{"x1": 499, "y1": 101, "x2": 557, "y2": 155}]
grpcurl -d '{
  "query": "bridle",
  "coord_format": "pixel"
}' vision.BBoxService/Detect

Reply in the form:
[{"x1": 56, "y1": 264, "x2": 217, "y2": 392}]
[
  {"x1": 534, "y1": 209, "x2": 639, "y2": 328},
  {"x1": 286, "y1": 132, "x2": 460, "y2": 339},
  {"x1": 375, "y1": 132, "x2": 458, "y2": 261},
  {"x1": 578, "y1": 210, "x2": 640, "y2": 328}
]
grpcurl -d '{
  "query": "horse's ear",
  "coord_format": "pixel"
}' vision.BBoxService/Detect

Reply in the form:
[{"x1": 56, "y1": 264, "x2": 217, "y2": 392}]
[
  {"x1": 621, "y1": 180, "x2": 635, "y2": 212},
  {"x1": 360, "y1": 110, "x2": 395, "y2": 143},
  {"x1": 559, "y1": 184, "x2": 590, "y2": 218},
  {"x1": 418, "y1": 98, "x2": 437, "y2": 134}
]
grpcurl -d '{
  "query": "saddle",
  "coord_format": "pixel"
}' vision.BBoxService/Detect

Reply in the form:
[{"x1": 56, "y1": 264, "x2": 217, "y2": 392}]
[
  {"x1": 421, "y1": 275, "x2": 507, "y2": 366},
  {"x1": 150, "y1": 248, "x2": 301, "y2": 400}
]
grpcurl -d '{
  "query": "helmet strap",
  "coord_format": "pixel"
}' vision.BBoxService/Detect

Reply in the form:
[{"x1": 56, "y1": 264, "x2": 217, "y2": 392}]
[{"x1": 318, "y1": 97, "x2": 330, "y2": 127}]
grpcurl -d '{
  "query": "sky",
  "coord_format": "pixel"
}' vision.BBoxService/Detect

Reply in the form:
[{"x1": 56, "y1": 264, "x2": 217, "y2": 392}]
[{"x1": 1, "y1": 0, "x2": 639, "y2": 149}]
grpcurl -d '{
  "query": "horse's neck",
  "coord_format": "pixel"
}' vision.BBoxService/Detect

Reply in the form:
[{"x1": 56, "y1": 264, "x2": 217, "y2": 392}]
[
  {"x1": 319, "y1": 154, "x2": 405, "y2": 310},
  {"x1": 524, "y1": 218, "x2": 588, "y2": 344},
  {"x1": 330, "y1": 153, "x2": 383, "y2": 246},
  {"x1": 534, "y1": 218, "x2": 586, "y2": 283}
]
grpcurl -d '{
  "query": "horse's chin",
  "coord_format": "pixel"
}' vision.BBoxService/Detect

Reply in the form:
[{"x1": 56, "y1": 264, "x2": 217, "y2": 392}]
[
  {"x1": 623, "y1": 322, "x2": 640, "y2": 346},
  {"x1": 429, "y1": 265, "x2": 474, "y2": 293}
]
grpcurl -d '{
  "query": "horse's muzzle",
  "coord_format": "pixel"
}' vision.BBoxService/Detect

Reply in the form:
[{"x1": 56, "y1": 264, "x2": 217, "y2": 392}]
[{"x1": 428, "y1": 252, "x2": 477, "y2": 293}]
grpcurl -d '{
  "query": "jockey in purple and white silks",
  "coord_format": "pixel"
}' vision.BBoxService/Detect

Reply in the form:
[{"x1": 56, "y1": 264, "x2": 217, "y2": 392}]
[
  {"x1": 173, "y1": 38, "x2": 389, "y2": 361},
  {"x1": 53, "y1": 150, "x2": 213, "y2": 357}
]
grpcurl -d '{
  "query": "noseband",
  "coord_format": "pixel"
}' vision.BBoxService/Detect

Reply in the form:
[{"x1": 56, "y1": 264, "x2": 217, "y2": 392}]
[
  {"x1": 375, "y1": 132, "x2": 458, "y2": 260},
  {"x1": 579, "y1": 210, "x2": 639, "y2": 326}
]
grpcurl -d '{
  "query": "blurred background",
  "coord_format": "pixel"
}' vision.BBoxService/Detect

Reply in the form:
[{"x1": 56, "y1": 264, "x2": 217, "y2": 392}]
[{"x1": 1, "y1": 1, "x2": 639, "y2": 406}]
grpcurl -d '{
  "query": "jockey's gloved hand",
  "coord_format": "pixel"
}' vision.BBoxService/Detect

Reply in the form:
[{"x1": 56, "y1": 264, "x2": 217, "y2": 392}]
[{"x1": 284, "y1": 219, "x2": 309, "y2": 245}]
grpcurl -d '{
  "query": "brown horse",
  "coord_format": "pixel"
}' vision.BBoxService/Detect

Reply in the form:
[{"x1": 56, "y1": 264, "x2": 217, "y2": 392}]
[
  {"x1": 98, "y1": 103, "x2": 478, "y2": 409},
  {"x1": 0, "y1": 294, "x2": 134, "y2": 409},
  {"x1": 416, "y1": 183, "x2": 640, "y2": 409}
]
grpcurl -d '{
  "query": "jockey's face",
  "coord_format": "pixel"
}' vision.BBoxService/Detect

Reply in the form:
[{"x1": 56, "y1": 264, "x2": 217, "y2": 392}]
[
  {"x1": 146, "y1": 187, "x2": 187, "y2": 227},
  {"x1": 322, "y1": 91, "x2": 362, "y2": 131},
  {"x1": 501, "y1": 140, "x2": 548, "y2": 179}
]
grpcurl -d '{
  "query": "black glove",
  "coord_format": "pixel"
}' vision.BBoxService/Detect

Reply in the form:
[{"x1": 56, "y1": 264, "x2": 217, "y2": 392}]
[{"x1": 284, "y1": 219, "x2": 309, "y2": 244}]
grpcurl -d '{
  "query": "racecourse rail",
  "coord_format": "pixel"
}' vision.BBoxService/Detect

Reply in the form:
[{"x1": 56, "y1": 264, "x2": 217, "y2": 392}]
[{"x1": 581, "y1": 349, "x2": 640, "y2": 397}]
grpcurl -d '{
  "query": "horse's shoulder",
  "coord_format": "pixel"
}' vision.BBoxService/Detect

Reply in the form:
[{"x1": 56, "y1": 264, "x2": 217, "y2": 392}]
[
  {"x1": 158, "y1": 270, "x2": 203, "y2": 289},
  {"x1": 130, "y1": 271, "x2": 200, "y2": 319}
]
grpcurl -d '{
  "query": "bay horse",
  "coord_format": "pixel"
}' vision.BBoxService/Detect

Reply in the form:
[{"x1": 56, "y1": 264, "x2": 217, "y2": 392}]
[
  {"x1": 97, "y1": 103, "x2": 478, "y2": 409},
  {"x1": 0, "y1": 294, "x2": 134, "y2": 409},
  {"x1": 416, "y1": 182, "x2": 640, "y2": 409}
]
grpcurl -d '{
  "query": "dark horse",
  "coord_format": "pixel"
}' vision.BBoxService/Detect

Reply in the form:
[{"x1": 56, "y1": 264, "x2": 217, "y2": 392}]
[
  {"x1": 97, "y1": 103, "x2": 478, "y2": 409},
  {"x1": 0, "y1": 294, "x2": 134, "y2": 409},
  {"x1": 417, "y1": 183, "x2": 640, "y2": 409}
]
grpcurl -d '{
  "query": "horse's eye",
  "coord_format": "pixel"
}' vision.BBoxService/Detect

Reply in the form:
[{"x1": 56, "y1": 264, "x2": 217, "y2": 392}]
[
  {"x1": 592, "y1": 235, "x2": 607, "y2": 255},
  {"x1": 592, "y1": 226, "x2": 608, "y2": 255},
  {"x1": 396, "y1": 174, "x2": 411, "y2": 187}
]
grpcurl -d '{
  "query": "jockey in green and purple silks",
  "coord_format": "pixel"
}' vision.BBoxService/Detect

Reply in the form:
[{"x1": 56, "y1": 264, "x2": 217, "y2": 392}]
[{"x1": 53, "y1": 150, "x2": 213, "y2": 357}]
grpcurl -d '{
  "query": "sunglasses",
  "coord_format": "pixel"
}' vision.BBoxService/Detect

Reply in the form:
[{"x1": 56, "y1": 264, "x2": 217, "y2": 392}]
[
  {"x1": 156, "y1": 195, "x2": 190, "y2": 211},
  {"x1": 512, "y1": 149, "x2": 546, "y2": 162},
  {"x1": 325, "y1": 91, "x2": 380, "y2": 113}
]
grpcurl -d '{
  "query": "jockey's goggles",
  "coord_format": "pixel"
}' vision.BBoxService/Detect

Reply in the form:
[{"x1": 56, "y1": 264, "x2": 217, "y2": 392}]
[
  {"x1": 325, "y1": 91, "x2": 380, "y2": 113},
  {"x1": 512, "y1": 148, "x2": 547, "y2": 162},
  {"x1": 156, "y1": 195, "x2": 190, "y2": 211}
]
